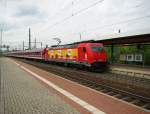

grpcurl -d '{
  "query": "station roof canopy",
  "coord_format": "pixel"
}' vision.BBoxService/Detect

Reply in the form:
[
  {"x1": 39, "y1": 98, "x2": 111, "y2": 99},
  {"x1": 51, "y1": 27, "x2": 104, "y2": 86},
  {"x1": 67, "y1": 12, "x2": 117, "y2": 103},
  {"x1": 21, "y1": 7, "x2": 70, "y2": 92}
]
[
  {"x1": 95, "y1": 30, "x2": 150, "y2": 45},
  {"x1": 96, "y1": 33, "x2": 150, "y2": 45},
  {"x1": 65, "y1": 29, "x2": 150, "y2": 46}
]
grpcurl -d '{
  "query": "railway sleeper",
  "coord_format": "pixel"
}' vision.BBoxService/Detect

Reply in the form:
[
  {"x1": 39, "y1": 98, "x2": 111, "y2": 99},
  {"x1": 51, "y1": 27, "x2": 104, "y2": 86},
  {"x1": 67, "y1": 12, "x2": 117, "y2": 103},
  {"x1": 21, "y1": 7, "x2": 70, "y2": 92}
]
[
  {"x1": 142, "y1": 103, "x2": 150, "y2": 109},
  {"x1": 114, "y1": 94, "x2": 125, "y2": 99},
  {"x1": 95, "y1": 87, "x2": 103, "y2": 91},
  {"x1": 122, "y1": 96, "x2": 132, "y2": 101},
  {"x1": 130, "y1": 99, "x2": 140, "y2": 104},
  {"x1": 85, "y1": 83, "x2": 94, "y2": 87},
  {"x1": 106, "y1": 91, "x2": 116, "y2": 95},
  {"x1": 113, "y1": 94, "x2": 122, "y2": 97},
  {"x1": 100, "y1": 89, "x2": 109, "y2": 93},
  {"x1": 87, "y1": 84, "x2": 98, "y2": 88}
]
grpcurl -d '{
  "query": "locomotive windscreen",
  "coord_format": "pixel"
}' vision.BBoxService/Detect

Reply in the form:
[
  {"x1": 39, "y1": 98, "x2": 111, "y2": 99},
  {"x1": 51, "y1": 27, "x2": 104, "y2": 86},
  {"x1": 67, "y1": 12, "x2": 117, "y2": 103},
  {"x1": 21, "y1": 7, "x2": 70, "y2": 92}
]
[{"x1": 91, "y1": 46, "x2": 103, "y2": 52}]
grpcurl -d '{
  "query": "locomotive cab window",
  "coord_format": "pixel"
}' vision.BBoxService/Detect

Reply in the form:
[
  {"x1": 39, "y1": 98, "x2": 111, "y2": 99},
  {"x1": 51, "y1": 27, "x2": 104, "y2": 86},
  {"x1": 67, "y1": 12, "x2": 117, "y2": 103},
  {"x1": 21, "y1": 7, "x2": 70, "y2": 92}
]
[{"x1": 91, "y1": 46, "x2": 103, "y2": 52}]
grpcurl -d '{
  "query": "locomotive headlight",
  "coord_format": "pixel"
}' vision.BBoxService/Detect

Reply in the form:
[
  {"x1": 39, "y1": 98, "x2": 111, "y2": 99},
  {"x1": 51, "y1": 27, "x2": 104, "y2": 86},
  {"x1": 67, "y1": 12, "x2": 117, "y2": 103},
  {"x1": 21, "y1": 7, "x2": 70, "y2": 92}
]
[
  {"x1": 94, "y1": 59, "x2": 102, "y2": 62},
  {"x1": 98, "y1": 59, "x2": 102, "y2": 61}
]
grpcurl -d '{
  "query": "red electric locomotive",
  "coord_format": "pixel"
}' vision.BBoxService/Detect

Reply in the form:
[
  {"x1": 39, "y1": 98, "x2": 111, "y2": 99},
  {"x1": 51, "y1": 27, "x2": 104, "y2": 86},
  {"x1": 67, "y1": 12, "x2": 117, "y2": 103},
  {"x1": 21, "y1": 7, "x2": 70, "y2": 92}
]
[
  {"x1": 78, "y1": 43, "x2": 107, "y2": 68},
  {"x1": 42, "y1": 42, "x2": 107, "y2": 71}
]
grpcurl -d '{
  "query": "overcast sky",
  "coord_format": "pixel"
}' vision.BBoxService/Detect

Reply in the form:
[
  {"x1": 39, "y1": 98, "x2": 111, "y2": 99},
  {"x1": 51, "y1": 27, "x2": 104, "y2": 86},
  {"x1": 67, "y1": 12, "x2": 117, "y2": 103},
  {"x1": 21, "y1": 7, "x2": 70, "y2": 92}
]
[{"x1": 0, "y1": 0, "x2": 150, "y2": 49}]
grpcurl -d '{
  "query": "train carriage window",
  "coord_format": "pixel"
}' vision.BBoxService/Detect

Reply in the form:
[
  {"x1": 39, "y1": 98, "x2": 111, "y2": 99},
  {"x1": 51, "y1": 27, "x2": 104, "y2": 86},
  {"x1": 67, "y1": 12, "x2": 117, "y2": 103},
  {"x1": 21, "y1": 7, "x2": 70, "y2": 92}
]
[{"x1": 91, "y1": 46, "x2": 103, "y2": 52}]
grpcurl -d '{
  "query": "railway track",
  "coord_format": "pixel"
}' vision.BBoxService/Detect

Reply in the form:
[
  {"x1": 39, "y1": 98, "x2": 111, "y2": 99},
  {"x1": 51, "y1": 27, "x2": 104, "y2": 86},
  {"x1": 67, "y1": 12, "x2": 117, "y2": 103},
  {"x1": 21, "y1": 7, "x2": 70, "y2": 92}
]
[{"x1": 15, "y1": 58, "x2": 150, "y2": 111}]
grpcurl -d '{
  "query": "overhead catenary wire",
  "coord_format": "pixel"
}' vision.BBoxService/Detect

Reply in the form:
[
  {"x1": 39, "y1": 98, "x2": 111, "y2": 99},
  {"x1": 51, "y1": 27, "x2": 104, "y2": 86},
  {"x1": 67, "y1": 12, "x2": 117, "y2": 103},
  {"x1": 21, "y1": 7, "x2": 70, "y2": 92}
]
[
  {"x1": 38, "y1": 0, "x2": 150, "y2": 37},
  {"x1": 40, "y1": 13, "x2": 150, "y2": 39},
  {"x1": 48, "y1": 0, "x2": 76, "y2": 20},
  {"x1": 39, "y1": 0, "x2": 105, "y2": 32},
  {"x1": 72, "y1": 0, "x2": 104, "y2": 16},
  {"x1": 79, "y1": 13, "x2": 150, "y2": 33}
]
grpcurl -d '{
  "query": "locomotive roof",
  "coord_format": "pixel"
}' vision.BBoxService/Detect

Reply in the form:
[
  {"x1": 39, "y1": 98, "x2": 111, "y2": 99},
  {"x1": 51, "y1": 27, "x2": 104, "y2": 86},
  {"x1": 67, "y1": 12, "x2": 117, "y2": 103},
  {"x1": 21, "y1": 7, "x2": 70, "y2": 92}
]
[
  {"x1": 8, "y1": 48, "x2": 43, "y2": 53},
  {"x1": 51, "y1": 40, "x2": 95, "y2": 47},
  {"x1": 24, "y1": 49, "x2": 43, "y2": 52},
  {"x1": 50, "y1": 42, "x2": 103, "y2": 49},
  {"x1": 50, "y1": 44, "x2": 78, "y2": 49}
]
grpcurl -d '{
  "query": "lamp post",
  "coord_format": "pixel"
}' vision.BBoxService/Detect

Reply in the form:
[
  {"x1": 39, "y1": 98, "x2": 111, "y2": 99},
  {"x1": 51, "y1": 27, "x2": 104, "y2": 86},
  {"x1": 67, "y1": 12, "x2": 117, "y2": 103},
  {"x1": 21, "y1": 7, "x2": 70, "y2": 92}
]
[{"x1": 0, "y1": 29, "x2": 2, "y2": 55}]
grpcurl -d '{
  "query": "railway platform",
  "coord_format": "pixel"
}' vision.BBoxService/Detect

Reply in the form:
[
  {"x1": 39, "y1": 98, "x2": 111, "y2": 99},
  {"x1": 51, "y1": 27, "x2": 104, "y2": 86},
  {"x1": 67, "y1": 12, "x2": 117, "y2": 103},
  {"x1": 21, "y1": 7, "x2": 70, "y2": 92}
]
[
  {"x1": 0, "y1": 58, "x2": 80, "y2": 114},
  {"x1": 0, "y1": 57, "x2": 149, "y2": 114},
  {"x1": 109, "y1": 64, "x2": 150, "y2": 79}
]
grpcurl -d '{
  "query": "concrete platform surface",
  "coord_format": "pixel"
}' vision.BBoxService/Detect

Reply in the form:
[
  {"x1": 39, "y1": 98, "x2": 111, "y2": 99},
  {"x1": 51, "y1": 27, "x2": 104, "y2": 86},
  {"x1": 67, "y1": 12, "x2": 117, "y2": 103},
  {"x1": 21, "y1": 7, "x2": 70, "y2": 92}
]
[{"x1": 0, "y1": 58, "x2": 80, "y2": 114}]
